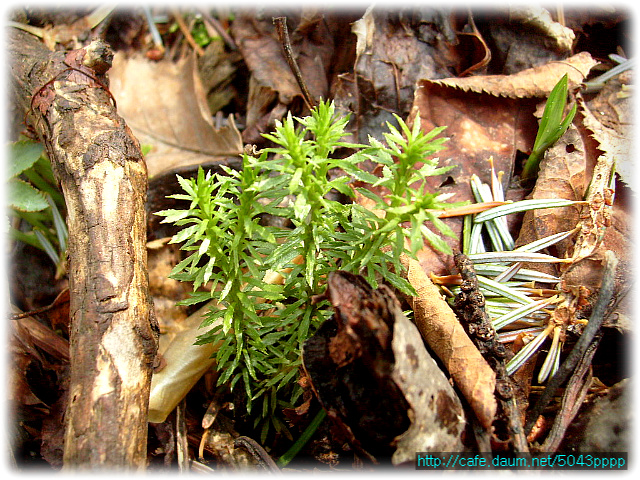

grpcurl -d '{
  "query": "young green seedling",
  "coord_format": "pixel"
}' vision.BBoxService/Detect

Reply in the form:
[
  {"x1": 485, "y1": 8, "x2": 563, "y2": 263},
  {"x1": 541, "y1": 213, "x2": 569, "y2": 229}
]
[{"x1": 521, "y1": 73, "x2": 577, "y2": 182}]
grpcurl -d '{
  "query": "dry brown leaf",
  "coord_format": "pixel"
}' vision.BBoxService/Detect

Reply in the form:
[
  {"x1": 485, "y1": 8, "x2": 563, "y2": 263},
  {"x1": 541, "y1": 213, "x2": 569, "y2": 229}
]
[
  {"x1": 40, "y1": 394, "x2": 67, "y2": 467},
  {"x1": 351, "y1": 6, "x2": 459, "y2": 142},
  {"x1": 580, "y1": 74, "x2": 632, "y2": 187},
  {"x1": 197, "y1": 40, "x2": 242, "y2": 115},
  {"x1": 515, "y1": 93, "x2": 630, "y2": 296},
  {"x1": 109, "y1": 52, "x2": 243, "y2": 178},
  {"x1": 566, "y1": 198, "x2": 632, "y2": 295},
  {"x1": 232, "y1": 9, "x2": 359, "y2": 143},
  {"x1": 12, "y1": 314, "x2": 69, "y2": 363},
  {"x1": 231, "y1": 12, "x2": 301, "y2": 143},
  {"x1": 504, "y1": 6, "x2": 575, "y2": 53},
  {"x1": 405, "y1": 53, "x2": 597, "y2": 276},
  {"x1": 408, "y1": 82, "x2": 534, "y2": 275},
  {"x1": 147, "y1": 244, "x2": 191, "y2": 345},
  {"x1": 455, "y1": 17, "x2": 491, "y2": 77},
  {"x1": 558, "y1": 89, "x2": 632, "y2": 292},
  {"x1": 429, "y1": 51, "x2": 598, "y2": 98},
  {"x1": 568, "y1": 100, "x2": 617, "y2": 265},
  {"x1": 401, "y1": 255, "x2": 496, "y2": 429},
  {"x1": 37, "y1": 7, "x2": 115, "y2": 50},
  {"x1": 515, "y1": 123, "x2": 591, "y2": 263},
  {"x1": 232, "y1": 12, "x2": 306, "y2": 105}
]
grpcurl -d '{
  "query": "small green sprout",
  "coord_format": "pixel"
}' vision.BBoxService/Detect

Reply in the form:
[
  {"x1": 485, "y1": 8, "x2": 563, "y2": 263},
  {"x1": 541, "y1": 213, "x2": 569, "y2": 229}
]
[{"x1": 521, "y1": 73, "x2": 577, "y2": 182}]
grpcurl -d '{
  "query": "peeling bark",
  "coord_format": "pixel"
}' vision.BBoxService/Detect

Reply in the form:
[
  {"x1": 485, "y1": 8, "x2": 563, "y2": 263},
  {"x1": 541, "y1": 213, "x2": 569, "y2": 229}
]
[{"x1": 9, "y1": 29, "x2": 158, "y2": 469}]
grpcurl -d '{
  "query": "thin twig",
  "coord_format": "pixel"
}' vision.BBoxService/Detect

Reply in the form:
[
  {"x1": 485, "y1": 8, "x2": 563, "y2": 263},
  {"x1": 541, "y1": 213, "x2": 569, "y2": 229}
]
[
  {"x1": 454, "y1": 253, "x2": 529, "y2": 452},
  {"x1": 524, "y1": 250, "x2": 618, "y2": 434},
  {"x1": 540, "y1": 334, "x2": 600, "y2": 452},
  {"x1": 176, "y1": 398, "x2": 190, "y2": 472},
  {"x1": 273, "y1": 16, "x2": 316, "y2": 110},
  {"x1": 199, "y1": 9, "x2": 237, "y2": 50},
  {"x1": 9, "y1": 289, "x2": 68, "y2": 319},
  {"x1": 540, "y1": 283, "x2": 630, "y2": 450},
  {"x1": 171, "y1": 8, "x2": 205, "y2": 56},
  {"x1": 234, "y1": 436, "x2": 281, "y2": 473}
]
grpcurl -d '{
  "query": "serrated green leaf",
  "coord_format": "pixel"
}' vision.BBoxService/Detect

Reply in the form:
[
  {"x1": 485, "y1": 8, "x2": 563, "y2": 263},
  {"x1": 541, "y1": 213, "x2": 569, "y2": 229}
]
[
  {"x1": 289, "y1": 167, "x2": 303, "y2": 194},
  {"x1": 354, "y1": 187, "x2": 383, "y2": 205},
  {"x1": 175, "y1": 174, "x2": 196, "y2": 198},
  {"x1": 178, "y1": 290, "x2": 214, "y2": 306},
  {"x1": 169, "y1": 252, "x2": 199, "y2": 277},
  {"x1": 350, "y1": 169, "x2": 381, "y2": 185},
  {"x1": 8, "y1": 140, "x2": 44, "y2": 177},
  {"x1": 9, "y1": 178, "x2": 49, "y2": 212},
  {"x1": 198, "y1": 236, "x2": 211, "y2": 257},
  {"x1": 243, "y1": 348, "x2": 257, "y2": 380},
  {"x1": 170, "y1": 223, "x2": 200, "y2": 244}
]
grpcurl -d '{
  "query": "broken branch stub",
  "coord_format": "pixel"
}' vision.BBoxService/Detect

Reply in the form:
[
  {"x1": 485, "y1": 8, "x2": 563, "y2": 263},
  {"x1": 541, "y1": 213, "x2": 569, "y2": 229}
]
[{"x1": 9, "y1": 30, "x2": 158, "y2": 469}]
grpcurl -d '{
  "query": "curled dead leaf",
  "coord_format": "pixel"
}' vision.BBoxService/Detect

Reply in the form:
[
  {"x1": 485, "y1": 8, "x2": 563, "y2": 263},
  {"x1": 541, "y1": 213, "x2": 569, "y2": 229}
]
[
  {"x1": 391, "y1": 301, "x2": 466, "y2": 464},
  {"x1": 400, "y1": 254, "x2": 497, "y2": 429},
  {"x1": 429, "y1": 51, "x2": 598, "y2": 98},
  {"x1": 514, "y1": 122, "x2": 589, "y2": 281}
]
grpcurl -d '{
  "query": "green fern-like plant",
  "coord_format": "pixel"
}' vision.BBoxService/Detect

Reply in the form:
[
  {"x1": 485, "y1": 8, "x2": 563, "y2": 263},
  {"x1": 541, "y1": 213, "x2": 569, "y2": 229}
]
[{"x1": 156, "y1": 100, "x2": 456, "y2": 441}]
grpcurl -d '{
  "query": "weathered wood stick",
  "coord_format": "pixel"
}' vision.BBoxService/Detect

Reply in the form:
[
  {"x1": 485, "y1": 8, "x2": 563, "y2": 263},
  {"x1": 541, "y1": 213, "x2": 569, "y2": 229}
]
[{"x1": 9, "y1": 29, "x2": 158, "y2": 470}]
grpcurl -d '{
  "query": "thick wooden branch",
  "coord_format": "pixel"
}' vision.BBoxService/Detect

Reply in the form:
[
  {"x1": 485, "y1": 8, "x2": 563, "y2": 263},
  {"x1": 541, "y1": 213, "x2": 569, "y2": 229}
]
[{"x1": 9, "y1": 29, "x2": 158, "y2": 469}]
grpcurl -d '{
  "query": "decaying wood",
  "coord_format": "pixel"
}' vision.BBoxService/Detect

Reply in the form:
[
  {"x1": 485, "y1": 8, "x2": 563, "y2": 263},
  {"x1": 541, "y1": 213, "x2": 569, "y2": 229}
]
[
  {"x1": 453, "y1": 253, "x2": 528, "y2": 453},
  {"x1": 9, "y1": 29, "x2": 158, "y2": 469},
  {"x1": 303, "y1": 272, "x2": 411, "y2": 461},
  {"x1": 303, "y1": 271, "x2": 465, "y2": 464}
]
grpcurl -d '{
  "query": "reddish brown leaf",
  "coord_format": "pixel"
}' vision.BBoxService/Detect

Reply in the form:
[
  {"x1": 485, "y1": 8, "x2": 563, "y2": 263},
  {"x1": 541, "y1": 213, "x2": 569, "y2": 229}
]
[
  {"x1": 12, "y1": 314, "x2": 69, "y2": 363},
  {"x1": 408, "y1": 83, "x2": 536, "y2": 274},
  {"x1": 31, "y1": 85, "x2": 56, "y2": 116}
]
